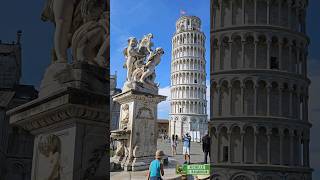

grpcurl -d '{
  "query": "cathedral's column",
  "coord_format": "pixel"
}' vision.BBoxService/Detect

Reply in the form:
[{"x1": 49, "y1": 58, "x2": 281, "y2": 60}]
[
  {"x1": 228, "y1": 85, "x2": 232, "y2": 115},
  {"x1": 297, "y1": 47, "x2": 300, "y2": 74},
  {"x1": 267, "y1": 84, "x2": 271, "y2": 116},
  {"x1": 290, "y1": 131, "x2": 294, "y2": 166},
  {"x1": 303, "y1": 94, "x2": 308, "y2": 121},
  {"x1": 254, "y1": 38, "x2": 258, "y2": 68},
  {"x1": 215, "y1": 44, "x2": 219, "y2": 71},
  {"x1": 267, "y1": 129, "x2": 271, "y2": 164},
  {"x1": 298, "y1": 134, "x2": 302, "y2": 166},
  {"x1": 228, "y1": 131, "x2": 232, "y2": 163},
  {"x1": 240, "y1": 84, "x2": 244, "y2": 115},
  {"x1": 295, "y1": 7, "x2": 299, "y2": 31},
  {"x1": 279, "y1": 41, "x2": 283, "y2": 70},
  {"x1": 280, "y1": 130, "x2": 283, "y2": 165},
  {"x1": 219, "y1": 42, "x2": 223, "y2": 70},
  {"x1": 304, "y1": 51, "x2": 308, "y2": 77},
  {"x1": 279, "y1": 86, "x2": 283, "y2": 116},
  {"x1": 267, "y1": 0, "x2": 270, "y2": 24},
  {"x1": 254, "y1": 129, "x2": 257, "y2": 164},
  {"x1": 289, "y1": 87, "x2": 293, "y2": 117},
  {"x1": 228, "y1": 40, "x2": 233, "y2": 70},
  {"x1": 288, "y1": 1, "x2": 292, "y2": 29},
  {"x1": 303, "y1": 138, "x2": 310, "y2": 167},
  {"x1": 297, "y1": 90, "x2": 301, "y2": 120},
  {"x1": 267, "y1": 39, "x2": 271, "y2": 69},
  {"x1": 254, "y1": 84, "x2": 257, "y2": 115},
  {"x1": 217, "y1": 130, "x2": 221, "y2": 162},
  {"x1": 240, "y1": 130, "x2": 245, "y2": 164},
  {"x1": 306, "y1": 139, "x2": 310, "y2": 166},
  {"x1": 217, "y1": 86, "x2": 221, "y2": 116},
  {"x1": 278, "y1": 0, "x2": 281, "y2": 25},
  {"x1": 254, "y1": 0, "x2": 257, "y2": 24},
  {"x1": 241, "y1": 39, "x2": 245, "y2": 68},
  {"x1": 242, "y1": 0, "x2": 245, "y2": 24},
  {"x1": 305, "y1": 94, "x2": 309, "y2": 121},
  {"x1": 289, "y1": 43, "x2": 293, "y2": 72},
  {"x1": 230, "y1": 1, "x2": 233, "y2": 25}
]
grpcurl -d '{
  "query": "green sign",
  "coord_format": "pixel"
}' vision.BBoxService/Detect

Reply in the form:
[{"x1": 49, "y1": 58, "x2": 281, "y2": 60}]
[{"x1": 176, "y1": 164, "x2": 210, "y2": 175}]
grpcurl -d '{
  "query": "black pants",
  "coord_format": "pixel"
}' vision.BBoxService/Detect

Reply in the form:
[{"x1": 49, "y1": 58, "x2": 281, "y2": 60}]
[{"x1": 204, "y1": 151, "x2": 209, "y2": 164}]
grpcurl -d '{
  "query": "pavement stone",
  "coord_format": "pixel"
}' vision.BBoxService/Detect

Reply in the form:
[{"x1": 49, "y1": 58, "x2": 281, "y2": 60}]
[{"x1": 110, "y1": 140, "x2": 210, "y2": 180}]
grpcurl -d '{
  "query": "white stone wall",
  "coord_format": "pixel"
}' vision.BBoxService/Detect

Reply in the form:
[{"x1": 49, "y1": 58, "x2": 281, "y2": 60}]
[
  {"x1": 170, "y1": 16, "x2": 207, "y2": 140},
  {"x1": 210, "y1": 0, "x2": 311, "y2": 179}
]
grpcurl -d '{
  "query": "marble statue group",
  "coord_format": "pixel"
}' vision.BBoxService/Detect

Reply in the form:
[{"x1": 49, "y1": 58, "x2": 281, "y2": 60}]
[
  {"x1": 122, "y1": 33, "x2": 164, "y2": 93},
  {"x1": 41, "y1": 0, "x2": 108, "y2": 67},
  {"x1": 110, "y1": 34, "x2": 166, "y2": 171}
]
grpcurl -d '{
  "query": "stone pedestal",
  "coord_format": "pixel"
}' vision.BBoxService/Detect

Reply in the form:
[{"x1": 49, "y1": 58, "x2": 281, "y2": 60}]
[
  {"x1": 111, "y1": 90, "x2": 165, "y2": 171},
  {"x1": 7, "y1": 62, "x2": 109, "y2": 180}
]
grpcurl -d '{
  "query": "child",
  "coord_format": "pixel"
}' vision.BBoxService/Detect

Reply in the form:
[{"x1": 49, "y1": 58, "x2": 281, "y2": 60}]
[{"x1": 147, "y1": 150, "x2": 165, "y2": 180}]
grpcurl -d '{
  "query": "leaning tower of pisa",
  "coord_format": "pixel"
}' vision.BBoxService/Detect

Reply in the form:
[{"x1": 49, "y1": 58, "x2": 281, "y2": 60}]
[
  {"x1": 169, "y1": 16, "x2": 207, "y2": 141},
  {"x1": 210, "y1": 0, "x2": 311, "y2": 179}
]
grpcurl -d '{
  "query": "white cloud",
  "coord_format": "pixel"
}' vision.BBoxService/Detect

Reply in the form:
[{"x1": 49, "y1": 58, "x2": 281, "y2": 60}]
[{"x1": 158, "y1": 86, "x2": 171, "y2": 119}]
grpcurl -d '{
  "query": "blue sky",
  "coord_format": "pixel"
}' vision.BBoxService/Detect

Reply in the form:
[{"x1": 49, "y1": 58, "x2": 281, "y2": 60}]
[{"x1": 110, "y1": 0, "x2": 211, "y2": 119}]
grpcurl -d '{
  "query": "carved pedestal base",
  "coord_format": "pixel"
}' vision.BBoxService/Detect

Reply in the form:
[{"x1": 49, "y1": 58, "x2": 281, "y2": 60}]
[
  {"x1": 111, "y1": 90, "x2": 166, "y2": 171},
  {"x1": 8, "y1": 87, "x2": 109, "y2": 180},
  {"x1": 39, "y1": 62, "x2": 108, "y2": 98}
]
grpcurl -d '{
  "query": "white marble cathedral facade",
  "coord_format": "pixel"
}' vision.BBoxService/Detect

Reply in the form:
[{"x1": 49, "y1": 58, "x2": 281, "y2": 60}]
[
  {"x1": 170, "y1": 16, "x2": 208, "y2": 141},
  {"x1": 210, "y1": 0, "x2": 312, "y2": 180}
]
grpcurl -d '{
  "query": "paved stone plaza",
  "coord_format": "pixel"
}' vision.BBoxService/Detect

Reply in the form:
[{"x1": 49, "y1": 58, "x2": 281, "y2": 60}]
[
  {"x1": 111, "y1": 139, "x2": 208, "y2": 179},
  {"x1": 157, "y1": 139, "x2": 205, "y2": 165}
]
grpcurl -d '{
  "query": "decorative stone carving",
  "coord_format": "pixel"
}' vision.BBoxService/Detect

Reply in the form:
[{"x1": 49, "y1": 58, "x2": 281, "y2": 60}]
[
  {"x1": 111, "y1": 90, "x2": 166, "y2": 171},
  {"x1": 120, "y1": 104, "x2": 129, "y2": 129},
  {"x1": 122, "y1": 34, "x2": 164, "y2": 94},
  {"x1": 136, "y1": 106, "x2": 154, "y2": 120},
  {"x1": 71, "y1": 11, "x2": 108, "y2": 67},
  {"x1": 38, "y1": 134, "x2": 61, "y2": 180}
]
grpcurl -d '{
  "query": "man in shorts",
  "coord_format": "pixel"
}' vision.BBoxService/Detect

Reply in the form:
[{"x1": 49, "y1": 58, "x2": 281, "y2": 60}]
[{"x1": 182, "y1": 132, "x2": 191, "y2": 164}]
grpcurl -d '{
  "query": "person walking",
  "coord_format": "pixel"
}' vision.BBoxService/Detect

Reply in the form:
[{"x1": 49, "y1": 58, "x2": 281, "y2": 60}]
[
  {"x1": 182, "y1": 132, "x2": 191, "y2": 164},
  {"x1": 202, "y1": 133, "x2": 211, "y2": 164},
  {"x1": 171, "y1": 135, "x2": 177, "y2": 156},
  {"x1": 147, "y1": 150, "x2": 165, "y2": 180}
]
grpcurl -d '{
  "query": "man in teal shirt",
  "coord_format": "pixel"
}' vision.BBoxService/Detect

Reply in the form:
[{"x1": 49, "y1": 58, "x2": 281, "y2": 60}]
[{"x1": 147, "y1": 150, "x2": 164, "y2": 180}]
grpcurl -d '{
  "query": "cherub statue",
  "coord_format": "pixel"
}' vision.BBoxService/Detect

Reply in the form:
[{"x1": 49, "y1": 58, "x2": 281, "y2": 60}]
[
  {"x1": 122, "y1": 34, "x2": 164, "y2": 93},
  {"x1": 71, "y1": 0, "x2": 107, "y2": 67},
  {"x1": 140, "y1": 48, "x2": 164, "y2": 85},
  {"x1": 42, "y1": 0, "x2": 107, "y2": 65},
  {"x1": 138, "y1": 33, "x2": 154, "y2": 56},
  {"x1": 41, "y1": 0, "x2": 80, "y2": 63},
  {"x1": 123, "y1": 38, "x2": 144, "y2": 81},
  {"x1": 38, "y1": 134, "x2": 61, "y2": 180}
]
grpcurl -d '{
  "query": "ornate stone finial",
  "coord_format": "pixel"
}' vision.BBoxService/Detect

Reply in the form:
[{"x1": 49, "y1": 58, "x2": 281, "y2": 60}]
[{"x1": 122, "y1": 34, "x2": 164, "y2": 94}]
